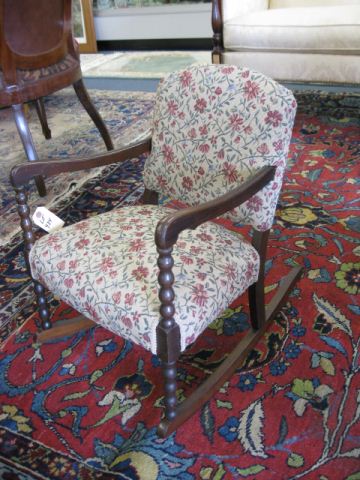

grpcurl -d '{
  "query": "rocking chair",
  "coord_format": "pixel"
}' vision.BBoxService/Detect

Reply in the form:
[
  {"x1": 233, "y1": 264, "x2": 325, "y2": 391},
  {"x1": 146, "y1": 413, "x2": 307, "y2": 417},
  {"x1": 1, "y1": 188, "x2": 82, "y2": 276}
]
[{"x1": 11, "y1": 65, "x2": 302, "y2": 437}]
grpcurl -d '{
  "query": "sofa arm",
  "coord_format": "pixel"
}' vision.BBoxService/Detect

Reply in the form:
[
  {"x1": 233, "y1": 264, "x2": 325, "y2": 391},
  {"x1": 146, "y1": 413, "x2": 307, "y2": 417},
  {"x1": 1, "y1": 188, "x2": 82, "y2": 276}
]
[{"x1": 222, "y1": 0, "x2": 269, "y2": 23}]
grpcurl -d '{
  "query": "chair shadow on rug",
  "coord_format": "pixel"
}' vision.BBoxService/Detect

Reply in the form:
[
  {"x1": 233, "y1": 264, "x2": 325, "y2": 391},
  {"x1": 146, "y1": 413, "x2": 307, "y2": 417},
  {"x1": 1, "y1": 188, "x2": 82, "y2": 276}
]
[
  {"x1": 0, "y1": 0, "x2": 114, "y2": 197},
  {"x1": 10, "y1": 65, "x2": 302, "y2": 437}
]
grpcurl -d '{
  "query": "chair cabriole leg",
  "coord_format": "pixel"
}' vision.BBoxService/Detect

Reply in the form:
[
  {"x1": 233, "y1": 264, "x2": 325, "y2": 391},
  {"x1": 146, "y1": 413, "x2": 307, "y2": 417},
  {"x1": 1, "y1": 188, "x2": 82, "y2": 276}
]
[
  {"x1": 35, "y1": 98, "x2": 51, "y2": 139},
  {"x1": 73, "y1": 79, "x2": 114, "y2": 151}
]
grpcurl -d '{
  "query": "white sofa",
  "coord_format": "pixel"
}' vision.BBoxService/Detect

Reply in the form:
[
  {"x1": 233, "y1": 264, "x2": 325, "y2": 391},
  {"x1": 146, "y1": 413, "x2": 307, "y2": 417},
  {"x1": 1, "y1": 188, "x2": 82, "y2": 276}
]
[{"x1": 212, "y1": 0, "x2": 360, "y2": 85}]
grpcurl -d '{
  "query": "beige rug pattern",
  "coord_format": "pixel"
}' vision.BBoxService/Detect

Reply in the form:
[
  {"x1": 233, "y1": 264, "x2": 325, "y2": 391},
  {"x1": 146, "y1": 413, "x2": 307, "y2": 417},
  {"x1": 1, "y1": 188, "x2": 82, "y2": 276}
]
[{"x1": 80, "y1": 50, "x2": 211, "y2": 78}]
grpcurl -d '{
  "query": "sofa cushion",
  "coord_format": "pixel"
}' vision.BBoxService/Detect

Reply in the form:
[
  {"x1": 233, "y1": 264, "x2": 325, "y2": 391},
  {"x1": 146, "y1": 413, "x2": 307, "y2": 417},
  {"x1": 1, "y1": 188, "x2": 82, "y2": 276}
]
[
  {"x1": 222, "y1": 51, "x2": 360, "y2": 84},
  {"x1": 29, "y1": 205, "x2": 259, "y2": 355},
  {"x1": 270, "y1": 0, "x2": 360, "y2": 8},
  {"x1": 224, "y1": 6, "x2": 360, "y2": 53}
]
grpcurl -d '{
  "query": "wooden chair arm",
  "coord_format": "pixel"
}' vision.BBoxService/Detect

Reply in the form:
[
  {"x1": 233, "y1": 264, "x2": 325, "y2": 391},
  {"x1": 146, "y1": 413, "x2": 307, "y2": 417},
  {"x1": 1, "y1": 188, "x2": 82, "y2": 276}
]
[
  {"x1": 155, "y1": 165, "x2": 276, "y2": 248},
  {"x1": 10, "y1": 135, "x2": 152, "y2": 188}
]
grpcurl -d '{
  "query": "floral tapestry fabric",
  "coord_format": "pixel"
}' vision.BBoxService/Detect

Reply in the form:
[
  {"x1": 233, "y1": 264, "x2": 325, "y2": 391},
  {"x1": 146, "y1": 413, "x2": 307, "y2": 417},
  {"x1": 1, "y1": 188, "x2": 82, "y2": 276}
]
[
  {"x1": 144, "y1": 65, "x2": 297, "y2": 231},
  {"x1": 30, "y1": 205, "x2": 259, "y2": 354}
]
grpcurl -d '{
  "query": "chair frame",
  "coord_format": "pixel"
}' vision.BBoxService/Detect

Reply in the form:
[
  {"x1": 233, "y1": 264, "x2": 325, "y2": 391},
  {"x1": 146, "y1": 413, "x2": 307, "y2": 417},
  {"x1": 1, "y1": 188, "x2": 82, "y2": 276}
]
[
  {"x1": 11, "y1": 138, "x2": 302, "y2": 437},
  {"x1": 211, "y1": 0, "x2": 223, "y2": 65},
  {"x1": 1, "y1": 0, "x2": 113, "y2": 197}
]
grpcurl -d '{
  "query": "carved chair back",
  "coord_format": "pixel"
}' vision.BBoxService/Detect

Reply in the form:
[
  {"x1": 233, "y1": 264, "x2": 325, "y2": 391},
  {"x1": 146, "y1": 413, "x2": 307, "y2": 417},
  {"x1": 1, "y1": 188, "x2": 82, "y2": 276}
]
[{"x1": 0, "y1": 0, "x2": 80, "y2": 105}]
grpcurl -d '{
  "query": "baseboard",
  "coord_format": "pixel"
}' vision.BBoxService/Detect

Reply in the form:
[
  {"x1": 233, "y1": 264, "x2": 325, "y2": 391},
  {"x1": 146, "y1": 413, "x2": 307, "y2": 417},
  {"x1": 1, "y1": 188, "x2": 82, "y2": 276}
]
[{"x1": 97, "y1": 38, "x2": 212, "y2": 51}]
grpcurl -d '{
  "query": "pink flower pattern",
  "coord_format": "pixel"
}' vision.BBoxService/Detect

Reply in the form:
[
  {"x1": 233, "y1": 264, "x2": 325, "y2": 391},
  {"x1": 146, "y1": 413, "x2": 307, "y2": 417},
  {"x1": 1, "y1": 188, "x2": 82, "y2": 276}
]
[
  {"x1": 144, "y1": 65, "x2": 296, "y2": 231},
  {"x1": 30, "y1": 205, "x2": 259, "y2": 354}
]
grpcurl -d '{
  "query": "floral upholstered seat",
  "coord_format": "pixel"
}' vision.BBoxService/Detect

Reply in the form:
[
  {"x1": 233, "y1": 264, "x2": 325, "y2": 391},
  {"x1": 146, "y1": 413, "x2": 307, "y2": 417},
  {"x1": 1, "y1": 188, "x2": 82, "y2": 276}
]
[
  {"x1": 13, "y1": 64, "x2": 301, "y2": 436},
  {"x1": 30, "y1": 205, "x2": 259, "y2": 354}
]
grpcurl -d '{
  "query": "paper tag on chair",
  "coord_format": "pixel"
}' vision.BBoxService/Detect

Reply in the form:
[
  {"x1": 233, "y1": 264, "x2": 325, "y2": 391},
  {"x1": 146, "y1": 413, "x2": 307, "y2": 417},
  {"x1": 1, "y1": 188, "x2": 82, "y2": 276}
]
[{"x1": 32, "y1": 207, "x2": 64, "y2": 233}]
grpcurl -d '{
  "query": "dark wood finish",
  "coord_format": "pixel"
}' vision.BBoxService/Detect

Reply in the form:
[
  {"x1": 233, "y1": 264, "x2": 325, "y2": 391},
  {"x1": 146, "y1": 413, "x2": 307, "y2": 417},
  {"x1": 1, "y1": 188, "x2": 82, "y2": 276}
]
[
  {"x1": 156, "y1": 246, "x2": 181, "y2": 423},
  {"x1": 142, "y1": 188, "x2": 159, "y2": 205},
  {"x1": 265, "y1": 266, "x2": 302, "y2": 323},
  {"x1": 14, "y1": 186, "x2": 51, "y2": 329},
  {"x1": 12, "y1": 103, "x2": 46, "y2": 197},
  {"x1": 155, "y1": 166, "x2": 275, "y2": 248},
  {"x1": 0, "y1": 0, "x2": 113, "y2": 196},
  {"x1": 212, "y1": 0, "x2": 223, "y2": 64},
  {"x1": 157, "y1": 264, "x2": 302, "y2": 437},
  {"x1": 35, "y1": 98, "x2": 52, "y2": 140},
  {"x1": 73, "y1": 79, "x2": 113, "y2": 151},
  {"x1": 97, "y1": 39, "x2": 213, "y2": 52},
  {"x1": 248, "y1": 229, "x2": 270, "y2": 330},
  {"x1": 10, "y1": 136, "x2": 151, "y2": 188},
  {"x1": 36, "y1": 315, "x2": 95, "y2": 342},
  {"x1": 154, "y1": 165, "x2": 280, "y2": 436}
]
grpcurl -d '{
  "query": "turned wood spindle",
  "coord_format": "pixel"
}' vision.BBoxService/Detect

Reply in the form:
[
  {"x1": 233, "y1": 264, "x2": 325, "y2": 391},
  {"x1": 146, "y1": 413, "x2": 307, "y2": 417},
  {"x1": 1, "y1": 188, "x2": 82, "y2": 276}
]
[
  {"x1": 212, "y1": 0, "x2": 223, "y2": 64},
  {"x1": 15, "y1": 186, "x2": 52, "y2": 330},
  {"x1": 157, "y1": 246, "x2": 180, "y2": 421}
]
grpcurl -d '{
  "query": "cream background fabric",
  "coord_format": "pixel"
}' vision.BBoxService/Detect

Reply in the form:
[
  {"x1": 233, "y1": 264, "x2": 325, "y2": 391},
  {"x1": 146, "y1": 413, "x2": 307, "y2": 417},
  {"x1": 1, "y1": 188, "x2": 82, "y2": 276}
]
[
  {"x1": 144, "y1": 65, "x2": 296, "y2": 231},
  {"x1": 30, "y1": 205, "x2": 259, "y2": 354}
]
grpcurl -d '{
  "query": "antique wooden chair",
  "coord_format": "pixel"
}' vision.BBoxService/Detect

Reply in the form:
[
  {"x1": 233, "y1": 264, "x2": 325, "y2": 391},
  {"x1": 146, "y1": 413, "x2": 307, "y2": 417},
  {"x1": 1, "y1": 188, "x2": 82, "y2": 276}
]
[
  {"x1": 11, "y1": 65, "x2": 302, "y2": 437},
  {"x1": 0, "y1": 0, "x2": 113, "y2": 197}
]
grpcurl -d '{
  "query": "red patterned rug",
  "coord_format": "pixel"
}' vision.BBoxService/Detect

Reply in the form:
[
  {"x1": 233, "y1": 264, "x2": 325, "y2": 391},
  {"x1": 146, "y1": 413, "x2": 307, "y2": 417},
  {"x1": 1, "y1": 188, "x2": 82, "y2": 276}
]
[{"x1": 0, "y1": 92, "x2": 359, "y2": 479}]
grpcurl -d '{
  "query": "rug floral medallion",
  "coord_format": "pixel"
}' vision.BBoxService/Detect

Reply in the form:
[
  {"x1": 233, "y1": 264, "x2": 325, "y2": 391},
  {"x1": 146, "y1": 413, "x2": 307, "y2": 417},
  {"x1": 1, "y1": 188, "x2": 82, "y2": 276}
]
[{"x1": 0, "y1": 92, "x2": 359, "y2": 479}]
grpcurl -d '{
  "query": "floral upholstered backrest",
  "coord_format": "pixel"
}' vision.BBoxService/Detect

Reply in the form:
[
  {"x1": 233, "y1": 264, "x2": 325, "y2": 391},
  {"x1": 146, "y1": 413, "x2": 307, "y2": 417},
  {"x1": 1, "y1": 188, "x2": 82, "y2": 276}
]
[{"x1": 143, "y1": 65, "x2": 297, "y2": 231}]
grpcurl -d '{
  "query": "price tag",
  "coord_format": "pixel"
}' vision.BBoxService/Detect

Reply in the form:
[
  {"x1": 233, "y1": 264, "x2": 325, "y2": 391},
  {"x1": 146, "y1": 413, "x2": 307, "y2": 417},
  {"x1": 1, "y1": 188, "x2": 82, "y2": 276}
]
[{"x1": 32, "y1": 207, "x2": 64, "y2": 233}]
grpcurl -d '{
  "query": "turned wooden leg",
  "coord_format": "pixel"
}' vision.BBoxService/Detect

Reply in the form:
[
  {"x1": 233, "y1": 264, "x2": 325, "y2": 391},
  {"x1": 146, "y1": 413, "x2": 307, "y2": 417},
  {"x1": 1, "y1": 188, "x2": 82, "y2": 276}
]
[
  {"x1": 162, "y1": 360, "x2": 178, "y2": 422},
  {"x1": 156, "y1": 246, "x2": 181, "y2": 436},
  {"x1": 73, "y1": 78, "x2": 114, "y2": 151},
  {"x1": 14, "y1": 185, "x2": 51, "y2": 330},
  {"x1": 153, "y1": 232, "x2": 302, "y2": 437},
  {"x1": 33, "y1": 280, "x2": 51, "y2": 330},
  {"x1": 35, "y1": 98, "x2": 51, "y2": 139},
  {"x1": 12, "y1": 103, "x2": 46, "y2": 197}
]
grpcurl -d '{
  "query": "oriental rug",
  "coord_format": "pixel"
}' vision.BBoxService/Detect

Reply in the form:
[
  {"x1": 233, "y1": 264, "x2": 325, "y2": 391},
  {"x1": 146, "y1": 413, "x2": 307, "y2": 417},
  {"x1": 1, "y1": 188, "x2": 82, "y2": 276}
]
[
  {"x1": 0, "y1": 89, "x2": 154, "y2": 245},
  {"x1": 80, "y1": 51, "x2": 211, "y2": 79},
  {"x1": 0, "y1": 92, "x2": 359, "y2": 479}
]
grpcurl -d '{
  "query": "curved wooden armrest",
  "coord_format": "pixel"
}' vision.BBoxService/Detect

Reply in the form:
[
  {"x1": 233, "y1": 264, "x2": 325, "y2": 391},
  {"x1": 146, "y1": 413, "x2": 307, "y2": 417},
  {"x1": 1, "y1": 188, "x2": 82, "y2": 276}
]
[
  {"x1": 10, "y1": 135, "x2": 152, "y2": 188},
  {"x1": 155, "y1": 165, "x2": 276, "y2": 248}
]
